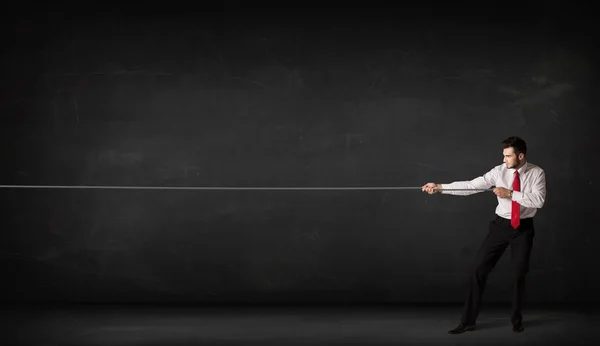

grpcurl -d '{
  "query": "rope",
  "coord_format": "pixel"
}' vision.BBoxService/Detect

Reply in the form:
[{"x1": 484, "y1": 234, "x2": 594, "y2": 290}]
[{"x1": 0, "y1": 184, "x2": 494, "y2": 191}]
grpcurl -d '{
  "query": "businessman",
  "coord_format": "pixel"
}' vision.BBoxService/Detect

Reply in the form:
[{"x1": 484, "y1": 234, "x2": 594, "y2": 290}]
[{"x1": 422, "y1": 136, "x2": 546, "y2": 334}]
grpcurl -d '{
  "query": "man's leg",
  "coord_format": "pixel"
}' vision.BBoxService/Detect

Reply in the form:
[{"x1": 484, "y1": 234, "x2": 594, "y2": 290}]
[
  {"x1": 509, "y1": 227, "x2": 535, "y2": 326},
  {"x1": 461, "y1": 220, "x2": 509, "y2": 325}
]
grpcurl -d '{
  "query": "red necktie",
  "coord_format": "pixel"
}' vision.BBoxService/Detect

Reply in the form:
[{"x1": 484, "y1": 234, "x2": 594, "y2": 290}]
[{"x1": 511, "y1": 170, "x2": 520, "y2": 229}]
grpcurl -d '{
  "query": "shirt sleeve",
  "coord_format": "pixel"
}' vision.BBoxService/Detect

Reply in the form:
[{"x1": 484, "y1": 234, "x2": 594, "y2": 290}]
[
  {"x1": 512, "y1": 169, "x2": 546, "y2": 208},
  {"x1": 440, "y1": 166, "x2": 497, "y2": 196}
]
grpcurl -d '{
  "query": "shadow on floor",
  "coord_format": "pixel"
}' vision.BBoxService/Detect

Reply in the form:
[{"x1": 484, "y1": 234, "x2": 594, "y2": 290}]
[{"x1": 477, "y1": 316, "x2": 564, "y2": 330}]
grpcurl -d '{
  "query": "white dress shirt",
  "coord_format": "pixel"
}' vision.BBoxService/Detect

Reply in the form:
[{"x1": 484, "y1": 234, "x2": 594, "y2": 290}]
[{"x1": 440, "y1": 161, "x2": 546, "y2": 219}]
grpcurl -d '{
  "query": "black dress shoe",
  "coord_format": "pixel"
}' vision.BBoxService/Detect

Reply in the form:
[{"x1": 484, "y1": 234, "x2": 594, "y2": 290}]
[
  {"x1": 448, "y1": 322, "x2": 476, "y2": 334},
  {"x1": 512, "y1": 321, "x2": 524, "y2": 333}
]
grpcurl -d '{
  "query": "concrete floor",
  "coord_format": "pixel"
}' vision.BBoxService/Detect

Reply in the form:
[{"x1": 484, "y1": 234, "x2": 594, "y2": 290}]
[{"x1": 2, "y1": 304, "x2": 599, "y2": 346}]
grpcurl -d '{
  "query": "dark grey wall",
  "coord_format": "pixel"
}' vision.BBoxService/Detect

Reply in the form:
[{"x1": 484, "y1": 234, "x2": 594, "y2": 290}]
[{"x1": 2, "y1": 4, "x2": 598, "y2": 304}]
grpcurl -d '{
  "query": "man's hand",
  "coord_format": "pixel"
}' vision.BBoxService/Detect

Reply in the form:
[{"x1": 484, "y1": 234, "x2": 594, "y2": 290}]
[
  {"x1": 422, "y1": 183, "x2": 439, "y2": 194},
  {"x1": 493, "y1": 187, "x2": 512, "y2": 198}
]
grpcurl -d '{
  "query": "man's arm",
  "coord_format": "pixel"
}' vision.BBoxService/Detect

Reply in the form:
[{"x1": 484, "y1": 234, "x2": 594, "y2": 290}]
[
  {"x1": 512, "y1": 169, "x2": 546, "y2": 208},
  {"x1": 438, "y1": 167, "x2": 498, "y2": 196}
]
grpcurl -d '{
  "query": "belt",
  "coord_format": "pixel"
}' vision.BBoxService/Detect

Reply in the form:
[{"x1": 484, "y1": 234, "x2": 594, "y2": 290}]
[{"x1": 495, "y1": 215, "x2": 534, "y2": 225}]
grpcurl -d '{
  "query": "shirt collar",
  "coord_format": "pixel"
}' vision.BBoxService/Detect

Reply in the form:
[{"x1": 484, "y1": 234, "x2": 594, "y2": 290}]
[{"x1": 509, "y1": 160, "x2": 528, "y2": 175}]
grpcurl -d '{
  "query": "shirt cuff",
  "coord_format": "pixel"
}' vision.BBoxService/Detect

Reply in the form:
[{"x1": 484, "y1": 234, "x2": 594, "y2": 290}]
[
  {"x1": 512, "y1": 190, "x2": 523, "y2": 201},
  {"x1": 440, "y1": 184, "x2": 451, "y2": 194}
]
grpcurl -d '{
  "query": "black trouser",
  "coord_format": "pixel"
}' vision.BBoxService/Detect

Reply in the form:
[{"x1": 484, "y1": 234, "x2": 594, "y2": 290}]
[{"x1": 461, "y1": 215, "x2": 535, "y2": 325}]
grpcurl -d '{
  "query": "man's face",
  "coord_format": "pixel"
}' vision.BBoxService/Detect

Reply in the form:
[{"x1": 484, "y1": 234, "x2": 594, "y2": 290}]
[{"x1": 503, "y1": 147, "x2": 523, "y2": 168}]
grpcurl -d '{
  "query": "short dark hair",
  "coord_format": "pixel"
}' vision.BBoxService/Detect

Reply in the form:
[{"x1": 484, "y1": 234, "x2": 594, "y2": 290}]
[{"x1": 501, "y1": 136, "x2": 527, "y2": 156}]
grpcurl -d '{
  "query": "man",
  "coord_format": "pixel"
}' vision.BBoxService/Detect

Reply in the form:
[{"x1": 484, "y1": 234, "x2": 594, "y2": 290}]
[{"x1": 422, "y1": 136, "x2": 546, "y2": 334}]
